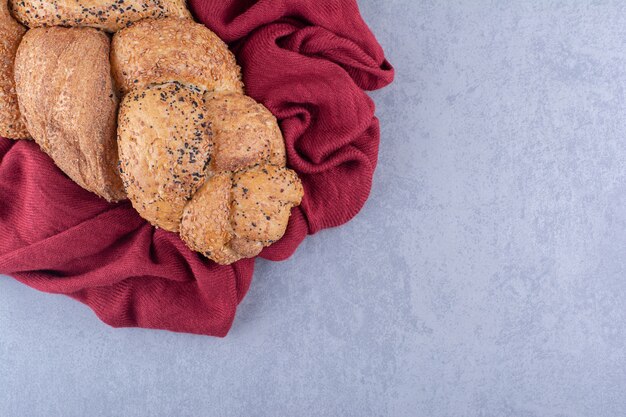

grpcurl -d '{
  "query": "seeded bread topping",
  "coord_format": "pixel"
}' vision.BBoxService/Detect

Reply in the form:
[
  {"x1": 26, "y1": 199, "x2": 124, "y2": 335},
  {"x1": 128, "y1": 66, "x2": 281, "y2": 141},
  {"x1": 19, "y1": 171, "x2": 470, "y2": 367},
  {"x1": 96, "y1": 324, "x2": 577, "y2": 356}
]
[
  {"x1": 14, "y1": 26, "x2": 125, "y2": 201},
  {"x1": 181, "y1": 165, "x2": 303, "y2": 265},
  {"x1": 204, "y1": 92, "x2": 286, "y2": 172},
  {"x1": 111, "y1": 18, "x2": 244, "y2": 96},
  {"x1": 117, "y1": 82, "x2": 213, "y2": 232},
  {"x1": 10, "y1": 0, "x2": 191, "y2": 33}
]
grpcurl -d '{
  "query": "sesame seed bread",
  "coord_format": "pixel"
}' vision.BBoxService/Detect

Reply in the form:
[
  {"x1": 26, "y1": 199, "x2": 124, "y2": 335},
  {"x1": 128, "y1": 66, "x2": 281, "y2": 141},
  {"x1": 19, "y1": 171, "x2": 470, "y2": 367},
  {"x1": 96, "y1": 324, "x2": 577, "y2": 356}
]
[
  {"x1": 181, "y1": 165, "x2": 303, "y2": 265},
  {"x1": 5, "y1": 5, "x2": 304, "y2": 264},
  {"x1": 112, "y1": 18, "x2": 303, "y2": 263},
  {"x1": 111, "y1": 18, "x2": 243, "y2": 96},
  {"x1": 10, "y1": 0, "x2": 191, "y2": 33},
  {"x1": 14, "y1": 26, "x2": 126, "y2": 201},
  {"x1": 176, "y1": 91, "x2": 302, "y2": 264},
  {"x1": 117, "y1": 82, "x2": 213, "y2": 232}
]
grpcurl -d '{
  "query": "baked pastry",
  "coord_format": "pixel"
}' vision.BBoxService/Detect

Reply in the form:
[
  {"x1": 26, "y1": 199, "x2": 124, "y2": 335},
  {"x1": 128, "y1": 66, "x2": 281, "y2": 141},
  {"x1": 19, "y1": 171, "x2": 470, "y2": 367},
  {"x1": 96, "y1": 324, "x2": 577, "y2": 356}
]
[
  {"x1": 0, "y1": 0, "x2": 28, "y2": 139},
  {"x1": 117, "y1": 82, "x2": 212, "y2": 232},
  {"x1": 113, "y1": 17, "x2": 303, "y2": 262},
  {"x1": 14, "y1": 27, "x2": 125, "y2": 202},
  {"x1": 111, "y1": 18, "x2": 243, "y2": 95},
  {"x1": 204, "y1": 92, "x2": 286, "y2": 171},
  {"x1": 116, "y1": 80, "x2": 302, "y2": 263},
  {"x1": 178, "y1": 93, "x2": 301, "y2": 264},
  {"x1": 181, "y1": 165, "x2": 303, "y2": 265},
  {"x1": 10, "y1": 0, "x2": 191, "y2": 33},
  {"x1": 5, "y1": 9, "x2": 303, "y2": 264}
]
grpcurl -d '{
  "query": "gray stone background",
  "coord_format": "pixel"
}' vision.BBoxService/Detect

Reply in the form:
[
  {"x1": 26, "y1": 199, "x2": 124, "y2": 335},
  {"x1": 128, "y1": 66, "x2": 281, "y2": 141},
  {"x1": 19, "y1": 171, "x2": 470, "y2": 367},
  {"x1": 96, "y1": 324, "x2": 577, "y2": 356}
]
[{"x1": 2, "y1": 0, "x2": 626, "y2": 416}]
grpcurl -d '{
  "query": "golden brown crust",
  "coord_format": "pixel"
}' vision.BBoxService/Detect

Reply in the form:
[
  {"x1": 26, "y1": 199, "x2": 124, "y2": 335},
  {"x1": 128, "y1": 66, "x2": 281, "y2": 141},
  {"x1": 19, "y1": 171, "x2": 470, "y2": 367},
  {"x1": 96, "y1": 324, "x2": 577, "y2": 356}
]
[
  {"x1": 180, "y1": 172, "x2": 241, "y2": 264},
  {"x1": 180, "y1": 92, "x2": 298, "y2": 264},
  {"x1": 111, "y1": 18, "x2": 243, "y2": 96},
  {"x1": 161, "y1": 0, "x2": 189, "y2": 18},
  {"x1": 0, "y1": 0, "x2": 28, "y2": 139},
  {"x1": 204, "y1": 92, "x2": 286, "y2": 172},
  {"x1": 10, "y1": 0, "x2": 191, "y2": 33},
  {"x1": 231, "y1": 165, "x2": 303, "y2": 242},
  {"x1": 180, "y1": 164, "x2": 303, "y2": 265},
  {"x1": 117, "y1": 82, "x2": 212, "y2": 232},
  {"x1": 14, "y1": 27, "x2": 125, "y2": 201}
]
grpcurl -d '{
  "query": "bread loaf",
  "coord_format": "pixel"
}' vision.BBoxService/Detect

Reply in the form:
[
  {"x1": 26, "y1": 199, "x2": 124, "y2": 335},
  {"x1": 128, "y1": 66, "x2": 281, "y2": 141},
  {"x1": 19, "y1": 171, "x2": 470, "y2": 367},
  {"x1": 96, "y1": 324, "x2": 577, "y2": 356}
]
[
  {"x1": 176, "y1": 93, "x2": 301, "y2": 264},
  {"x1": 5, "y1": 7, "x2": 303, "y2": 264},
  {"x1": 14, "y1": 27, "x2": 125, "y2": 202},
  {"x1": 181, "y1": 165, "x2": 303, "y2": 264},
  {"x1": 0, "y1": 0, "x2": 28, "y2": 139},
  {"x1": 113, "y1": 18, "x2": 304, "y2": 264},
  {"x1": 111, "y1": 18, "x2": 243, "y2": 95},
  {"x1": 10, "y1": 0, "x2": 191, "y2": 32}
]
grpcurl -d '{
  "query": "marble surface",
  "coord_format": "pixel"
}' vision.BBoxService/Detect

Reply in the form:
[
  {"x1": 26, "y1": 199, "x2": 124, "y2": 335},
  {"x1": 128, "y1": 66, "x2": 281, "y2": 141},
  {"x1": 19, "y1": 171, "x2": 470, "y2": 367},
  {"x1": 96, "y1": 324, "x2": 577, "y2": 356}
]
[{"x1": 2, "y1": 1, "x2": 626, "y2": 416}]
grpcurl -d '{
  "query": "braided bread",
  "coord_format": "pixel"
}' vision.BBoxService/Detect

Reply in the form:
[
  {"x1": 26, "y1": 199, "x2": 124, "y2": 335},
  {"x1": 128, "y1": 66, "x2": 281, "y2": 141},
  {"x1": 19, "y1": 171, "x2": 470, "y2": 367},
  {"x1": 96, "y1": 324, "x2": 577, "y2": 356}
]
[
  {"x1": 113, "y1": 18, "x2": 303, "y2": 264},
  {"x1": 3, "y1": 2, "x2": 303, "y2": 265},
  {"x1": 181, "y1": 164, "x2": 303, "y2": 265}
]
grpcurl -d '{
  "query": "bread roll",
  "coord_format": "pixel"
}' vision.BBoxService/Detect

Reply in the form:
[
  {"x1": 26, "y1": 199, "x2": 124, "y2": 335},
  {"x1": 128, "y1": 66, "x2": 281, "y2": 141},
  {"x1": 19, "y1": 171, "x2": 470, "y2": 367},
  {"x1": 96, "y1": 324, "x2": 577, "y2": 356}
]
[
  {"x1": 178, "y1": 91, "x2": 300, "y2": 264},
  {"x1": 111, "y1": 18, "x2": 243, "y2": 96},
  {"x1": 10, "y1": 0, "x2": 191, "y2": 32},
  {"x1": 181, "y1": 165, "x2": 303, "y2": 265},
  {"x1": 204, "y1": 92, "x2": 286, "y2": 172},
  {"x1": 117, "y1": 82, "x2": 213, "y2": 232},
  {"x1": 14, "y1": 27, "x2": 125, "y2": 201},
  {"x1": 0, "y1": 0, "x2": 28, "y2": 139}
]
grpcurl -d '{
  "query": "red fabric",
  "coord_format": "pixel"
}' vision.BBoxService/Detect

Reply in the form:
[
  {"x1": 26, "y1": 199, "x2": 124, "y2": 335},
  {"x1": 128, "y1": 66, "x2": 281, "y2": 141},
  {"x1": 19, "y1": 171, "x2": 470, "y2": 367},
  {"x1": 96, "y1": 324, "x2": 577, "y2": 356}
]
[{"x1": 0, "y1": 0, "x2": 393, "y2": 336}]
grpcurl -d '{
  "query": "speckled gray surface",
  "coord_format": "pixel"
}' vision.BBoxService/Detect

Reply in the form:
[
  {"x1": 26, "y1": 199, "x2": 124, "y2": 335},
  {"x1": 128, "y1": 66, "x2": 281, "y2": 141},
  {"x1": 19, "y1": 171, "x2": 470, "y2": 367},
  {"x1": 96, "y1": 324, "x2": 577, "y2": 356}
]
[{"x1": 2, "y1": 1, "x2": 626, "y2": 416}]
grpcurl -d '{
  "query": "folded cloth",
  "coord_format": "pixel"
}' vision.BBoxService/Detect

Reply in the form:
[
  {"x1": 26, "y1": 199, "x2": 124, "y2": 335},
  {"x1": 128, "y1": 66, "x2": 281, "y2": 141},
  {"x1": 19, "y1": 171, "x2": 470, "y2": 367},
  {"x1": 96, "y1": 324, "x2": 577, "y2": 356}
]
[{"x1": 0, "y1": 0, "x2": 394, "y2": 336}]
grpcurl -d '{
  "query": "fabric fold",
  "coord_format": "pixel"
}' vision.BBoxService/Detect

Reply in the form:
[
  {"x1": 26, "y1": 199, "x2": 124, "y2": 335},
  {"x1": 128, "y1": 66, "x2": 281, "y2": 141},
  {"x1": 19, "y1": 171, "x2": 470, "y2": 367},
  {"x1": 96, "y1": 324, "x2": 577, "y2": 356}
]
[{"x1": 0, "y1": 0, "x2": 394, "y2": 336}]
